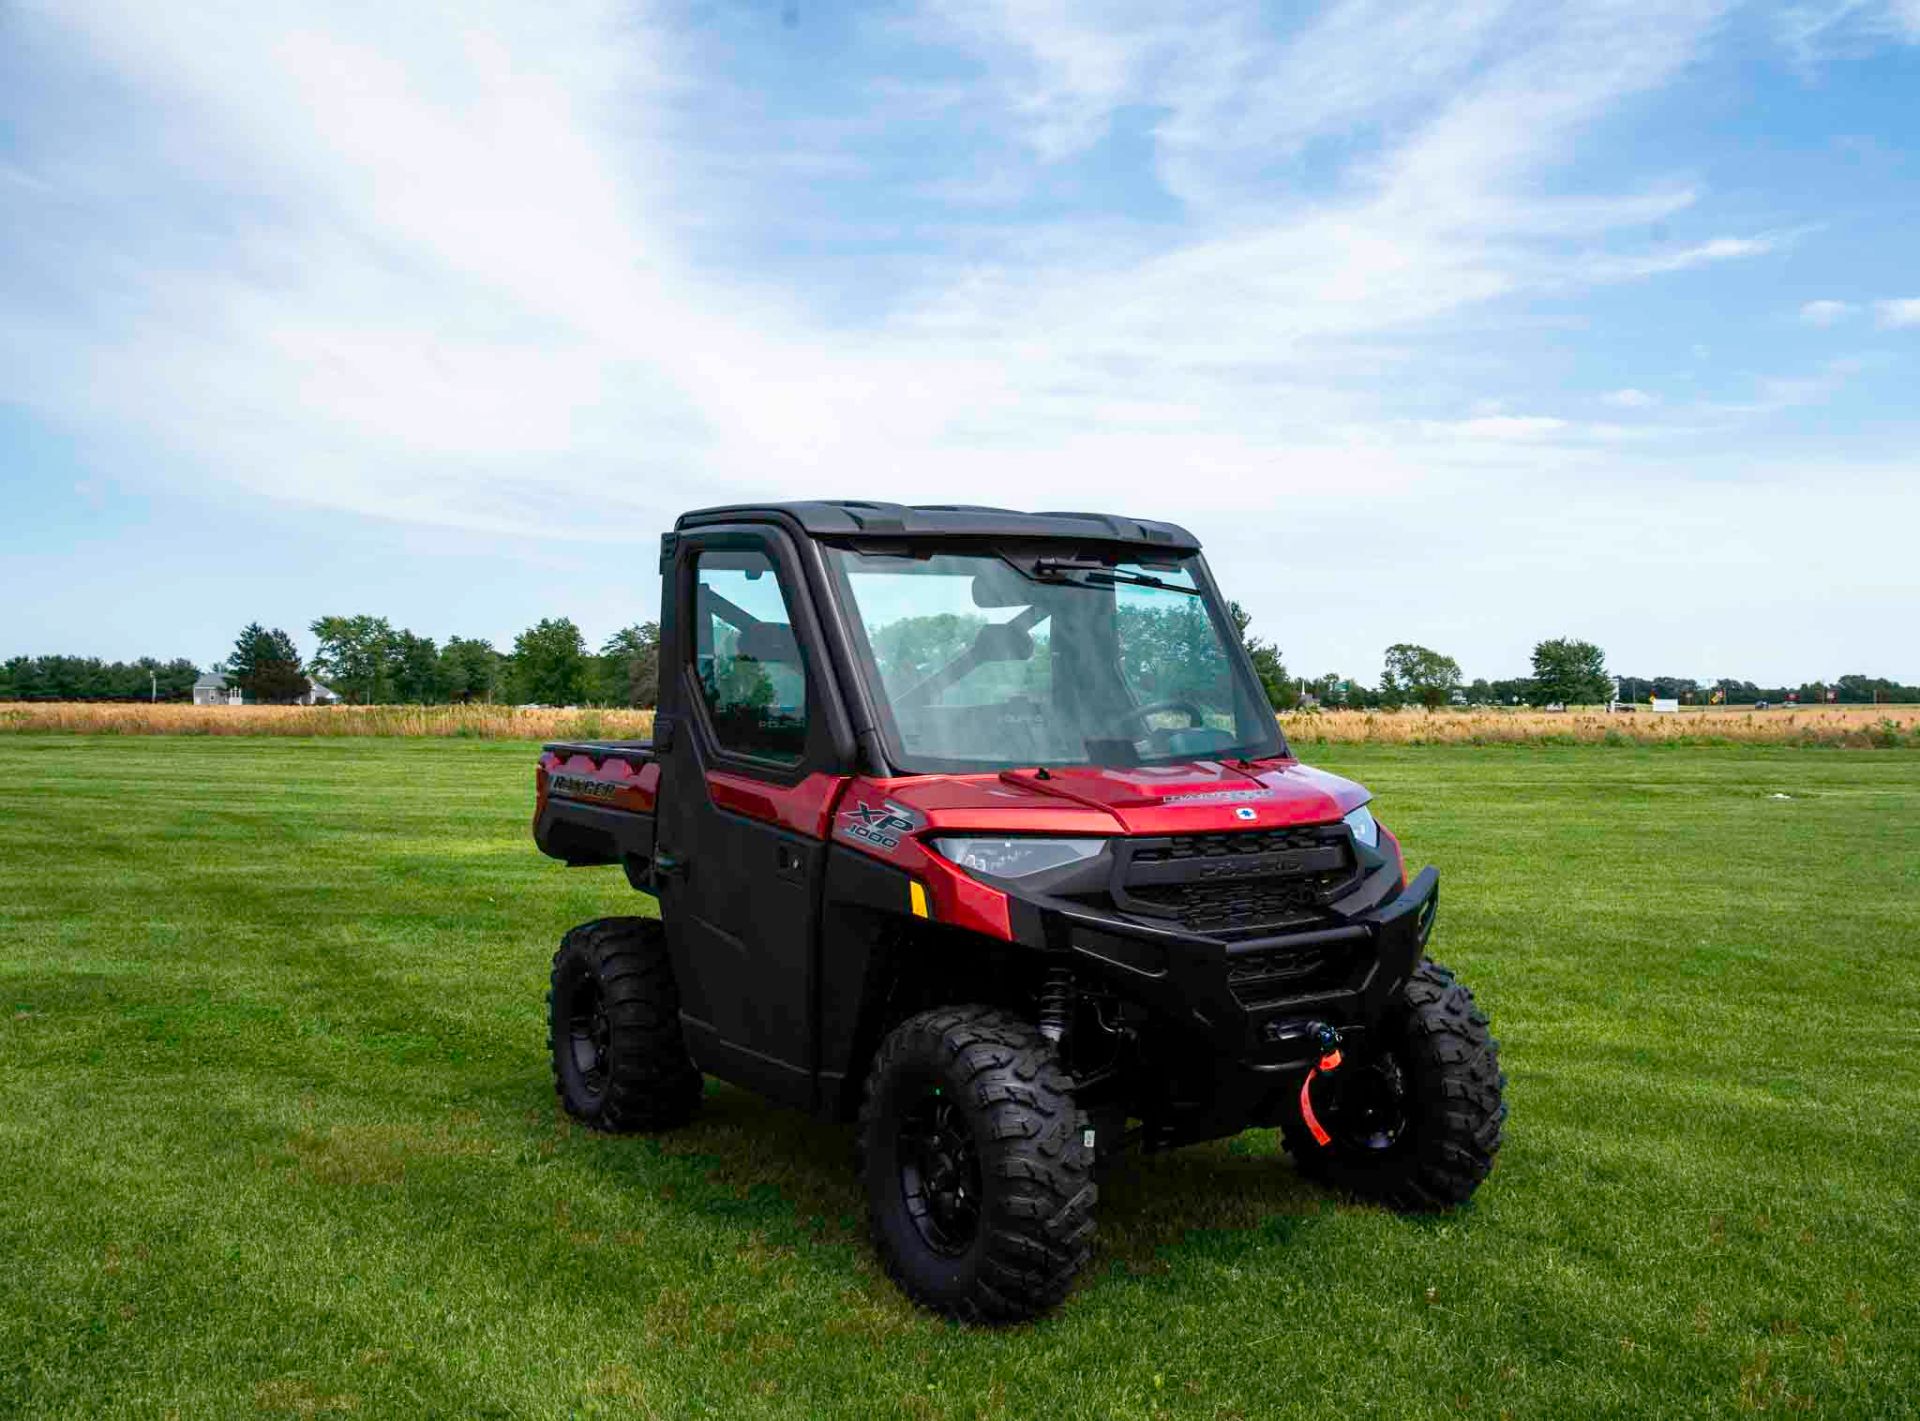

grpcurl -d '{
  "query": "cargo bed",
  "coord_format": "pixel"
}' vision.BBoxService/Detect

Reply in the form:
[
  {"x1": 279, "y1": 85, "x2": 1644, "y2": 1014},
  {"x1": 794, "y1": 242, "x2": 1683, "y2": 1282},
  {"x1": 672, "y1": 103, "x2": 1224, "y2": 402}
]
[{"x1": 534, "y1": 740, "x2": 660, "y2": 881}]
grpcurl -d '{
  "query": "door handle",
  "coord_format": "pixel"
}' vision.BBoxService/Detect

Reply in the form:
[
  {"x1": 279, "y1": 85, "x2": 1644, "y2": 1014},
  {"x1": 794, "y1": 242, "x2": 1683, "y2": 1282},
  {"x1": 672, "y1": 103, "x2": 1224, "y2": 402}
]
[
  {"x1": 655, "y1": 849, "x2": 688, "y2": 878},
  {"x1": 776, "y1": 844, "x2": 802, "y2": 873}
]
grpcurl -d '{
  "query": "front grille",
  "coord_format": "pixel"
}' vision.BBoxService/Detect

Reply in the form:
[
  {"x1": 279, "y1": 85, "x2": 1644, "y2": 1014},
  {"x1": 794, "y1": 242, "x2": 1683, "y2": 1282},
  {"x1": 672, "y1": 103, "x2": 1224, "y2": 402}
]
[
  {"x1": 1130, "y1": 825, "x2": 1335, "y2": 863},
  {"x1": 1111, "y1": 823, "x2": 1360, "y2": 937},
  {"x1": 1126, "y1": 879, "x2": 1326, "y2": 936}
]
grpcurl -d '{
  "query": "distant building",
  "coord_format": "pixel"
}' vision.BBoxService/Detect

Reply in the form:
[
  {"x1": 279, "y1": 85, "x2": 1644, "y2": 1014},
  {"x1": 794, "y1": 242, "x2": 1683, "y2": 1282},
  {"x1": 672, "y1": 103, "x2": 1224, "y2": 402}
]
[
  {"x1": 192, "y1": 673, "x2": 242, "y2": 706},
  {"x1": 191, "y1": 673, "x2": 342, "y2": 706}
]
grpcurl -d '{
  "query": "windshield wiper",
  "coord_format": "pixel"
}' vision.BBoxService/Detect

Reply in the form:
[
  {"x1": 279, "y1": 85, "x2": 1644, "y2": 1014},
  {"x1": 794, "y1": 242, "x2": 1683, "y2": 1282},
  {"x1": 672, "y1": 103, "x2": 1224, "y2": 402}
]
[{"x1": 1029, "y1": 557, "x2": 1199, "y2": 595}]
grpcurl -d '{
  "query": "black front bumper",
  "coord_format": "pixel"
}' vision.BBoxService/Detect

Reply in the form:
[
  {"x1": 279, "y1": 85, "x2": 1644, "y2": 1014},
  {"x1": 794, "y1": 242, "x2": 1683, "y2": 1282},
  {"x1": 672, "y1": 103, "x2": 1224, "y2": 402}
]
[{"x1": 1033, "y1": 865, "x2": 1440, "y2": 1070}]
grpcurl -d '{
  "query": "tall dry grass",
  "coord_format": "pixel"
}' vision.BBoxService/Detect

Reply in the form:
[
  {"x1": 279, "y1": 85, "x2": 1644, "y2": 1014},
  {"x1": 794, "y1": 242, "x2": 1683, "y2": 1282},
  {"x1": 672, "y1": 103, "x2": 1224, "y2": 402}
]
[
  {"x1": 4, "y1": 700, "x2": 1917, "y2": 747},
  {"x1": 1281, "y1": 703, "x2": 1920, "y2": 748},
  {"x1": 0, "y1": 702, "x2": 657, "y2": 740}
]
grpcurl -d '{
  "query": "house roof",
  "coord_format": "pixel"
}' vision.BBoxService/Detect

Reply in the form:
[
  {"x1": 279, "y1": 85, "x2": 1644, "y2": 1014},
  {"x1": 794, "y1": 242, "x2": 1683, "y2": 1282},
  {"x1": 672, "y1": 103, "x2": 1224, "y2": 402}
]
[{"x1": 193, "y1": 673, "x2": 227, "y2": 690}]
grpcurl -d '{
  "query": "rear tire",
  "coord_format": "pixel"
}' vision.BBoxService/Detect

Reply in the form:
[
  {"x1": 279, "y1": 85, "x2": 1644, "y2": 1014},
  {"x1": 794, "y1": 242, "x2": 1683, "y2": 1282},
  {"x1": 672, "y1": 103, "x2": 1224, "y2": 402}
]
[
  {"x1": 857, "y1": 1006, "x2": 1095, "y2": 1323},
  {"x1": 1284, "y1": 959, "x2": 1505, "y2": 1210},
  {"x1": 549, "y1": 917, "x2": 702, "y2": 1133}
]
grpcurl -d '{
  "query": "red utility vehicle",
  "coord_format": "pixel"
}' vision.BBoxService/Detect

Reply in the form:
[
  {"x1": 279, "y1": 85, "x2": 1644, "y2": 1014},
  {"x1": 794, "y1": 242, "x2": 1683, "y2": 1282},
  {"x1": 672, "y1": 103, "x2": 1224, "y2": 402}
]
[{"x1": 535, "y1": 502, "x2": 1504, "y2": 1321}]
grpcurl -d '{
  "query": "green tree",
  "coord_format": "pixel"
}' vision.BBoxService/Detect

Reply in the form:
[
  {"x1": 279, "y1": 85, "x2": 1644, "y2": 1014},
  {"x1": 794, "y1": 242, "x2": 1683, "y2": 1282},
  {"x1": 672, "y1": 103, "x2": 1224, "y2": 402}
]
[
  {"x1": 1307, "y1": 672, "x2": 1356, "y2": 708},
  {"x1": 1530, "y1": 638, "x2": 1610, "y2": 706},
  {"x1": 224, "y1": 623, "x2": 309, "y2": 703},
  {"x1": 510, "y1": 618, "x2": 588, "y2": 705},
  {"x1": 0, "y1": 655, "x2": 203, "y2": 702},
  {"x1": 873, "y1": 612, "x2": 985, "y2": 679},
  {"x1": 596, "y1": 623, "x2": 661, "y2": 708},
  {"x1": 3, "y1": 656, "x2": 61, "y2": 699},
  {"x1": 1226, "y1": 601, "x2": 1296, "y2": 710},
  {"x1": 1833, "y1": 674, "x2": 1918, "y2": 704},
  {"x1": 440, "y1": 637, "x2": 501, "y2": 703},
  {"x1": 309, "y1": 615, "x2": 399, "y2": 704},
  {"x1": 391, "y1": 630, "x2": 443, "y2": 703},
  {"x1": 138, "y1": 657, "x2": 203, "y2": 701},
  {"x1": 1381, "y1": 643, "x2": 1463, "y2": 710}
]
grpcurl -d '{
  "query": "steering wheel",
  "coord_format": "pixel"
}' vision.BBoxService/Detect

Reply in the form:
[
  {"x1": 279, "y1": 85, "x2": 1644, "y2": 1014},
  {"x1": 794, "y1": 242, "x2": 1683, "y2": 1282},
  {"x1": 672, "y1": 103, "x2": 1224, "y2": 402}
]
[{"x1": 1119, "y1": 698, "x2": 1208, "y2": 731}]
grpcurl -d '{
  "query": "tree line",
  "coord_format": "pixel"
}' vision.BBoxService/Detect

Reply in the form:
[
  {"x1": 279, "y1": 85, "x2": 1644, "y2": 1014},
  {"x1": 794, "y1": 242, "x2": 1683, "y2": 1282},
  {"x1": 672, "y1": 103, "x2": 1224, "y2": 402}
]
[
  {"x1": 0, "y1": 656, "x2": 203, "y2": 702},
  {"x1": 1245, "y1": 634, "x2": 1607, "y2": 710},
  {"x1": 0, "y1": 618, "x2": 661, "y2": 707},
  {"x1": 5, "y1": 616, "x2": 1915, "y2": 709},
  {"x1": 1265, "y1": 636, "x2": 1918, "y2": 711},
  {"x1": 1294, "y1": 638, "x2": 1611, "y2": 711},
  {"x1": 299, "y1": 616, "x2": 661, "y2": 707}
]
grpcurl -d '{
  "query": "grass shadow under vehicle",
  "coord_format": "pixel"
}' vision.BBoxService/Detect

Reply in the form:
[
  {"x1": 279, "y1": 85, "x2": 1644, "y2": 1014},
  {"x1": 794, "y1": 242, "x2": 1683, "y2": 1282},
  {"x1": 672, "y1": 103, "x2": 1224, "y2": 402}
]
[{"x1": 572, "y1": 1078, "x2": 1347, "y2": 1288}]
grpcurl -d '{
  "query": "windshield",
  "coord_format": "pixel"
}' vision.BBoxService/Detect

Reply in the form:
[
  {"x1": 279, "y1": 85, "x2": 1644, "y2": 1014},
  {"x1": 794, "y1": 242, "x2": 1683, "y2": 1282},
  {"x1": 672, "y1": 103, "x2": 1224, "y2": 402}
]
[{"x1": 822, "y1": 545, "x2": 1284, "y2": 773}]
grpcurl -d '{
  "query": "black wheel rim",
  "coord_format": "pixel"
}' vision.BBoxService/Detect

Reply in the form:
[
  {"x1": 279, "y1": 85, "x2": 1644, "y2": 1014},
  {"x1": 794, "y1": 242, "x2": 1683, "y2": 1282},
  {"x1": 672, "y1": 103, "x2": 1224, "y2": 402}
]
[
  {"x1": 1316, "y1": 1052, "x2": 1410, "y2": 1154},
  {"x1": 897, "y1": 1090, "x2": 982, "y2": 1256},
  {"x1": 566, "y1": 971, "x2": 611, "y2": 1101}
]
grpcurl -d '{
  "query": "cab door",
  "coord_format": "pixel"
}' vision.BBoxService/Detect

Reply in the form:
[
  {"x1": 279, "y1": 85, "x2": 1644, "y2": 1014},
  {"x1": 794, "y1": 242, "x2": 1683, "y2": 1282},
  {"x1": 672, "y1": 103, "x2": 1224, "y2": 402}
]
[{"x1": 654, "y1": 526, "x2": 848, "y2": 1109}]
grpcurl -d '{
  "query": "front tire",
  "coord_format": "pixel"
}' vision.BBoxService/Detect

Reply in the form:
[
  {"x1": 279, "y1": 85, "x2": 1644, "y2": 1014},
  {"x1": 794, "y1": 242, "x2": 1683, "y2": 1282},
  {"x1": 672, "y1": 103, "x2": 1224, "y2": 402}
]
[
  {"x1": 1285, "y1": 959, "x2": 1505, "y2": 1210},
  {"x1": 549, "y1": 917, "x2": 702, "y2": 1133},
  {"x1": 857, "y1": 1006, "x2": 1096, "y2": 1323}
]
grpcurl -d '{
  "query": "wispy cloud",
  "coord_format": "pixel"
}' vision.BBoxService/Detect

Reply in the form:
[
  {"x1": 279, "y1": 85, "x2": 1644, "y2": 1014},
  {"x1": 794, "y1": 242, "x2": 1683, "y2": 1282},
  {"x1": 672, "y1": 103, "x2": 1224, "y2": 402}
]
[
  {"x1": 0, "y1": 0, "x2": 1847, "y2": 552},
  {"x1": 1702, "y1": 358, "x2": 1867, "y2": 414},
  {"x1": 1602, "y1": 388, "x2": 1661, "y2": 408},
  {"x1": 1426, "y1": 415, "x2": 1570, "y2": 441},
  {"x1": 1874, "y1": 297, "x2": 1920, "y2": 328},
  {"x1": 1579, "y1": 236, "x2": 1781, "y2": 282},
  {"x1": 1800, "y1": 299, "x2": 1857, "y2": 326},
  {"x1": 1776, "y1": 1, "x2": 1920, "y2": 62}
]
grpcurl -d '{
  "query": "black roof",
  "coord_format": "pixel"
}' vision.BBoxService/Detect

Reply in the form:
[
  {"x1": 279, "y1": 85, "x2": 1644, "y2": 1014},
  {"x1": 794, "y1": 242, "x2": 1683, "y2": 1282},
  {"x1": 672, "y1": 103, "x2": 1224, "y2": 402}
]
[{"x1": 675, "y1": 500, "x2": 1200, "y2": 551}]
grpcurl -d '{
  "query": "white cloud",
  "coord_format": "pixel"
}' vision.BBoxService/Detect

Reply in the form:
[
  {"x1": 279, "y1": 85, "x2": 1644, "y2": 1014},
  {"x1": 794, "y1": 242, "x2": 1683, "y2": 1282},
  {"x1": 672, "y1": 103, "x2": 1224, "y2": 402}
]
[
  {"x1": 1602, "y1": 388, "x2": 1660, "y2": 408},
  {"x1": 1799, "y1": 299, "x2": 1856, "y2": 326},
  {"x1": 1581, "y1": 236, "x2": 1779, "y2": 281},
  {"x1": 1777, "y1": 2, "x2": 1920, "y2": 62},
  {"x1": 924, "y1": 0, "x2": 1727, "y2": 220},
  {"x1": 1426, "y1": 415, "x2": 1570, "y2": 440},
  {"x1": 1757, "y1": 373, "x2": 1844, "y2": 408},
  {"x1": 917, "y1": 0, "x2": 1149, "y2": 163},
  {"x1": 1704, "y1": 358, "x2": 1865, "y2": 414},
  {"x1": 0, "y1": 0, "x2": 1822, "y2": 552},
  {"x1": 1874, "y1": 297, "x2": 1920, "y2": 328}
]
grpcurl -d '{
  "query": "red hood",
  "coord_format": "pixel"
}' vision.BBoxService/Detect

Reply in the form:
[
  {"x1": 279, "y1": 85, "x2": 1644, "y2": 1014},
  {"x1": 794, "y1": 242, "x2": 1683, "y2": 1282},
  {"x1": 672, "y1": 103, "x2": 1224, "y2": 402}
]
[{"x1": 863, "y1": 758, "x2": 1368, "y2": 837}]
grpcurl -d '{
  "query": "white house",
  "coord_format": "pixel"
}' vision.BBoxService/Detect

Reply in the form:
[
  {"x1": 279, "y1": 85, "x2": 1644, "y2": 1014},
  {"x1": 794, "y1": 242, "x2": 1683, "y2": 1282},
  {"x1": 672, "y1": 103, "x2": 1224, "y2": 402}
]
[
  {"x1": 191, "y1": 673, "x2": 242, "y2": 706},
  {"x1": 190, "y1": 673, "x2": 342, "y2": 706}
]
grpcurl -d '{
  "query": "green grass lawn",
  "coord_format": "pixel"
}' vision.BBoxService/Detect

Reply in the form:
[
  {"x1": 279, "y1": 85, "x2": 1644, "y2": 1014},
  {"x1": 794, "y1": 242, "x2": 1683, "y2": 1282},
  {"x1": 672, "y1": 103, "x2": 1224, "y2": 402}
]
[{"x1": 1, "y1": 738, "x2": 1915, "y2": 1419}]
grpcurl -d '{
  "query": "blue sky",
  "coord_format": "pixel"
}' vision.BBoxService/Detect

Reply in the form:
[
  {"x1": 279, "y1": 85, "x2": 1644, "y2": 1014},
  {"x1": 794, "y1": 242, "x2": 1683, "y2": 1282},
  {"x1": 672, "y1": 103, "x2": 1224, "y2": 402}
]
[{"x1": 3, "y1": 0, "x2": 1918, "y2": 684}]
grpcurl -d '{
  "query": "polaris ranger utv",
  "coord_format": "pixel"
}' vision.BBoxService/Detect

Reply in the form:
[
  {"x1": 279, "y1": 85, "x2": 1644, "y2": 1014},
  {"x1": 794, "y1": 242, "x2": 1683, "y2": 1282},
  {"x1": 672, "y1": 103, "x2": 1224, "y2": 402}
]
[{"x1": 534, "y1": 501, "x2": 1504, "y2": 1321}]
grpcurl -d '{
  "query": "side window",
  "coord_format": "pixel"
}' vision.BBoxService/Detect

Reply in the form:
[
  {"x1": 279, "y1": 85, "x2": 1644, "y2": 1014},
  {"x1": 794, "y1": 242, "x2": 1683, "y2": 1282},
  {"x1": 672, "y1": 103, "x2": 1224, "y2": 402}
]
[{"x1": 692, "y1": 549, "x2": 810, "y2": 765}]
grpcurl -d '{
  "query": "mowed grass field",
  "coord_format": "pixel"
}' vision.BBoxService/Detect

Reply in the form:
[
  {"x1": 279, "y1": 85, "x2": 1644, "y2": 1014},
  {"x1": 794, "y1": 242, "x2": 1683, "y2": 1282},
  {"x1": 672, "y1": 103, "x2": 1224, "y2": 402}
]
[{"x1": 1, "y1": 738, "x2": 1915, "y2": 1419}]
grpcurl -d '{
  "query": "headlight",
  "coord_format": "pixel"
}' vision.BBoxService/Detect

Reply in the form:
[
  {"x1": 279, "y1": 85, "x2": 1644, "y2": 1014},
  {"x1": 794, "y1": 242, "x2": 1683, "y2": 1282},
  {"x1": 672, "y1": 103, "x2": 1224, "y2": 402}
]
[
  {"x1": 1342, "y1": 803, "x2": 1379, "y2": 849},
  {"x1": 930, "y1": 837, "x2": 1105, "y2": 878}
]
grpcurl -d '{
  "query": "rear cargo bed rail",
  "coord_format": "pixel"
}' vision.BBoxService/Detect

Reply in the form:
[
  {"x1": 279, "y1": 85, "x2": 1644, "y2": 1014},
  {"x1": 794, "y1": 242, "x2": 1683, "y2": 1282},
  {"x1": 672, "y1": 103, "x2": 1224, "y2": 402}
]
[
  {"x1": 541, "y1": 739, "x2": 655, "y2": 762},
  {"x1": 535, "y1": 741, "x2": 659, "y2": 879}
]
